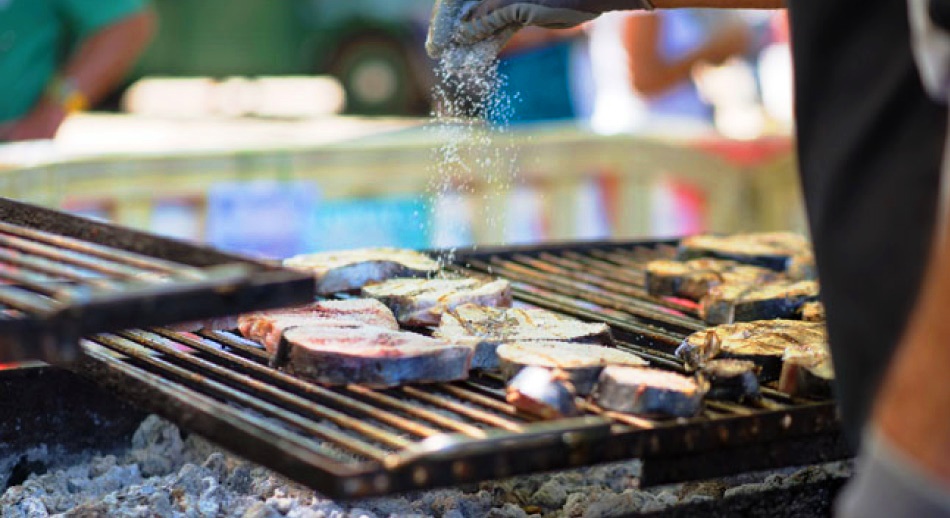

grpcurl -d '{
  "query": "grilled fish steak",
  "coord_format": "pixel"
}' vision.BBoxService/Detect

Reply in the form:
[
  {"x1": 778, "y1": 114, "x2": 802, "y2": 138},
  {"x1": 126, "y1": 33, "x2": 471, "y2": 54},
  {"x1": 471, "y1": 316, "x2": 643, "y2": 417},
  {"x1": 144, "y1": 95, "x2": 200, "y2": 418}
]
[
  {"x1": 699, "y1": 280, "x2": 819, "y2": 325},
  {"x1": 645, "y1": 258, "x2": 781, "y2": 301},
  {"x1": 800, "y1": 301, "x2": 825, "y2": 322},
  {"x1": 594, "y1": 366, "x2": 705, "y2": 418},
  {"x1": 787, "y1": 252, "x2": 818, "y2": 281},
  {"x1": 676, "y1": 320, "x2": 827, "y2": 381},
  {"x1": 678, "y1": 232, "x2": 811, "y2": 272},
  {"x1": 497, "y1": 341, "x2": 646, "y2": 395},
  {"x1": 506, "y1": 366, "x2": 580, "y2": 419},
  {"x1": 284, "y1": 248, "x2": 440, "y2": 294},
  {"x1": 238, "y1": 299, "x2": 399, "y2": 352},
  {"x1": 779, "y1": 342, "x2": 834, "y2": 398},
  {"x1": 362, "y1": 277, "x2": 512, "y2": 327},
  {"x1": 434, "y1": 304, "x2": 614, "y2": 370},
  {"x1": 276, "y1": 326, "x2": 471, "y2": 387},
  {"x1": 700, "y1": 359, "x2": 761, "y2": 402}
]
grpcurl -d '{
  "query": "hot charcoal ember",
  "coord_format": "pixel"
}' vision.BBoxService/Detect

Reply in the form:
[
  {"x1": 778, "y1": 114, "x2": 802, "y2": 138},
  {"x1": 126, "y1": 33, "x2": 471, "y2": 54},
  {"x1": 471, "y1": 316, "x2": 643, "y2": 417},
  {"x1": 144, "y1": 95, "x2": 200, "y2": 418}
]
[
  {"x1": 505, "y1": 366, "x2": 580, "y2": 419},
  {"x1": 238, "y1": 299, "x2": 399, "y2": 353},
  {"x1": 276, "y1": 326, "x2": 472, "y2": 388},
  {"x1": 0, "y1": 416, "x2": 852, "y2": 517},
  {"x1": 645, "y1": 258, "x2": 781, "y2": 301},
  {"x1": 497, "y1": 341, "x2": 646, "y2": 396},
  {"x1": 594, "y1": 366, "x2": 706, "y2": 418},
  {"x1": 699, "y1": 281, "x2": 820, "y2": 325},
  {"x1": 434, "y1": 304, "x2": 613, "y2": 370},
  {"x1": 700, "y1": 359, "x2": 761, "y2": 402},
  {"x1": 362, "y1": 277, "x2": 512, "y2": 327},
  {"x1": 678, "y1": 233, "x2": 812, "y2": 272},
  {"x1": 676, "y1": 320, "x2": 828, "y2": 382},
  {"x1": 284, "y1": 248, "x2": 440, "y2": 295}
]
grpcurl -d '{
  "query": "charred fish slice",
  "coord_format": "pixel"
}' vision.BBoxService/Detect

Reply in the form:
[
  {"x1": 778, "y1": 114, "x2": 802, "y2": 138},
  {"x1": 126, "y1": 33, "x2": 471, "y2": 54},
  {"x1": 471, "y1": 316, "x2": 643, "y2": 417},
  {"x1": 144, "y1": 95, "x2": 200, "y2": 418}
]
[
  {"x1": 699, "y1": 280, "x2": 820, "y2": 325},
  {"x1": 506, "y1": 366, "x2": 580, "y2": 419},
  {"x1": 800, "y1": 301, "x2": 826, "y2": 322},
  {"x1": 275, "y1": 326, "x2": 472, "y2": 388},
  {"x1": 700, "y1": 359, "x2": 761, "y2": 402},
  {"x1": 778, "y1": 341, "x2": 834, "y2": 398},
  {"x1": 594, "y1": 366, "x2": 705, "y2": 418},
  {"x1": 284, "y1": 248, "x2": 440, "y2": 294},
  {"x1": 677, "y1": 320, "x2": 827, "y2": 381},
  {"x1": 434, "y1": 304, "x2": 614, "y2": 370},
  {"x1": 238, "y1": 299, "x2": 399, "y2": 352},
  {"x1": 497, "y1": 341, "x2": 646, "y2": 396},
  {"x1": 645, "y1": 258, "x2": 781, "y2": 301},
  {"x1": 678, "y1": 232, "x2": 811, "y2": 272},
  {"x1": 362, "y1": 277, "x2": 512, "y2": 327}
]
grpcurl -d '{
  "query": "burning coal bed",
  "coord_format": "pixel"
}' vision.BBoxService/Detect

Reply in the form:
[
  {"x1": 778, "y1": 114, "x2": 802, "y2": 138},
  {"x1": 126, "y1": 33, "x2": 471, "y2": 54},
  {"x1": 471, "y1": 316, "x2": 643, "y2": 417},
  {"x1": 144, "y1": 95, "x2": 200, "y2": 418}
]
[{"x1": 2, "y1": 415, "x2": 851, "y2": 517}]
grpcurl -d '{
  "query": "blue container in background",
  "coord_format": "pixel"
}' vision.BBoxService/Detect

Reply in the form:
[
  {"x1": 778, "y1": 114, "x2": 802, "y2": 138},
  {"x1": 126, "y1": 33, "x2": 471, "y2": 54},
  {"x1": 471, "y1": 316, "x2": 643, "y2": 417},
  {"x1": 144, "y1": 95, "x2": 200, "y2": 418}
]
[
  {"x1": 207, "y1": 181, "x2": 319, "y2": 259},
  {"x1": 307, "y1": 196, "x2": 431, "y2": 252}
]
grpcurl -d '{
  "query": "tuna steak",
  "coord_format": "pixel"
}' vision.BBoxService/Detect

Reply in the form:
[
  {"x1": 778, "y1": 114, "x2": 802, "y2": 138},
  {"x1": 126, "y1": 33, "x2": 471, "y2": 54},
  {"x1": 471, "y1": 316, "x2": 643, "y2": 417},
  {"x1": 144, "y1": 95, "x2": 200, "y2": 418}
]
[
  {"x1": 700, "y1": 359, "x2": 761, "y2": 402},
  {"x1": 645, "y1": 258, "x2": 781, "y2": 301},
  {"x1": 238, "y1": 299, "x2": 398, "y2": 352},
  {"x1": 362, "y1": 277, "x2": 512, "y2": 327},
  {"x1": 678, "y1": 232, "x2": 812, "y2": 272},
  {"x1": 699, "y1": 280, "x2": 820, "y2": 325},
  {"x1": 594, "y1": 366, "x2": 705, "y2": 418},
  {"x1": 276, "y1": 326, "x2": 472, "y2": 387},
  {"x1": 284, "y1": 248, "x2": 440, "y2": 294},
  {"x1": 506, "y1": 366, "x2": 580, "y2": 419},
  {"x1": 497, "y1": 341, "x2": 646, "y2": 396},
  {"x1": 434, "y1": 304, "x2": 614, "y2": 370}
]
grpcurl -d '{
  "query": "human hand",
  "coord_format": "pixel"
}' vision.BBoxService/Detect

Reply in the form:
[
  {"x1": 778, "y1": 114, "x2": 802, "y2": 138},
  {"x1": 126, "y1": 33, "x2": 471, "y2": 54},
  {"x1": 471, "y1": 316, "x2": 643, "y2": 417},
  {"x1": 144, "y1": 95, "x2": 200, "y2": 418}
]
[
  {"x1": 3, "y1": 99, "x2": 67, "y2": 142},
  {"x1": 427, "y1": 0, "x2": 652, "y2": 58}
]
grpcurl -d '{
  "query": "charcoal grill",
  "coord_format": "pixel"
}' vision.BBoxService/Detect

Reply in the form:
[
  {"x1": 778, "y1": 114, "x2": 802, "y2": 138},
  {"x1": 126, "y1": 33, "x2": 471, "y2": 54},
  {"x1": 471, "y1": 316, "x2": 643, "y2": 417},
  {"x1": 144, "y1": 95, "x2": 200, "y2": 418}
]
[
  {"x1": 0, "y1": 197, "x2": 314, "y2": 363},
  {"x1": 61, "y1": 239, "x2": 851, "y2": 500}
]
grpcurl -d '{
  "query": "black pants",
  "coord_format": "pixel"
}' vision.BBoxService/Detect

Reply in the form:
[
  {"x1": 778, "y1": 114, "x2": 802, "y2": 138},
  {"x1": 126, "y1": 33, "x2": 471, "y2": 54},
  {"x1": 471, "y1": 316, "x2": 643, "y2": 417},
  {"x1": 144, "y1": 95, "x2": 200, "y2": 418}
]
[{"x1": 788, "y1": 0, "x2": 947, "y2": 445}]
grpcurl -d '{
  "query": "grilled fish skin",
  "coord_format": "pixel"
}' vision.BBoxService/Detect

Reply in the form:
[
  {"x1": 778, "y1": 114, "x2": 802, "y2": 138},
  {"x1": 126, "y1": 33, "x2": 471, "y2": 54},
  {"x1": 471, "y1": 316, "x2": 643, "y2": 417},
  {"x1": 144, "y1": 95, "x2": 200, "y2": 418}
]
[
  {"x1": 678, "y1": 232, "x2": 812, "y2": 272},
  {"x1": 800, "y1": 301, "x2": 826, "y2": 322},
  {"x1": 362, "y1": 277, "x2": 512, "y2": 327},
  {"x1": 506, "y1": 366, "x2": 580, "y2": 419},
  {"x1": 700, "y1": 359, "x2": 761, "y2": 402},
  {"x1": 778, "y1": 341, "x2": 834, "y2": 398},
  {"x1": 676, "y1": 320, "x2": 827, "y2": 382},
  {"x1": 594, "y1": 366, "x2": 705, "y2": 418},
  {"x1": 434, "y1": 304, "x2": 614, "y2": 370},
  {"x1": 699, "y1": 280, "x2": 820, "y2": 325},
  {"x1": 284, "y1": 248, "x2": 440, "y2": 295},
  {"x1": 238, "y1": 299, "x2": 399, "y2": 352},
  {"x1": 497, "y1": 341, "x2": 646, "y2": 396},
  {"x1": 645, "y1": 258, "x2": 781, "y2": 301},
  {"x1": 277, "y1": 326, "x2": 472, "y2": 387}
]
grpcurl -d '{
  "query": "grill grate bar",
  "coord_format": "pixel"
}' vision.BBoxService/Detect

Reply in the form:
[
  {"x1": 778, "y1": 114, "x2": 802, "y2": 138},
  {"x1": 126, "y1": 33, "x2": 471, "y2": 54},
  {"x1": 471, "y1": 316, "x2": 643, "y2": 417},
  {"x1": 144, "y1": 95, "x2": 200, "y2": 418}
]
[
  {"x1": 533, "y1": 252, "x2": 697, "y2": 315},
  {"x1": 0, "y1": 221, "x2": 205, "y2": 278},
  {"x1": 0, "y1": 231, "x2": 155, "y2": 281},
  {"x1": 87, "y1": 333, "x2": 393, "y2": 460},
  {"x1": 149, "y1": 328, "x2": 445, "y2": 439},
  {"x1": 125, "y1": 329, "x2": 417, "y2": 448},
  {"x1": 482, "y1": 257, "x2": 704, "y2": 333},
  {"x1": 198, "y1": 330, "x2": 271, "y2": 361},
  {"x1": 438, "y1": 383, "x2": 533, "y2": 419},
  {"x1": 344, "y1": 385, "x2": 488, "y2": 438},
  {"x1": 0, "y1": 247, "x2": 113, "y2": 287},
  {"x1": 401, "y1": 386, "x2": 527, "y2": 432},
  {"x1": 0, "y1": 286, "x2": 58, "y2": 315}
]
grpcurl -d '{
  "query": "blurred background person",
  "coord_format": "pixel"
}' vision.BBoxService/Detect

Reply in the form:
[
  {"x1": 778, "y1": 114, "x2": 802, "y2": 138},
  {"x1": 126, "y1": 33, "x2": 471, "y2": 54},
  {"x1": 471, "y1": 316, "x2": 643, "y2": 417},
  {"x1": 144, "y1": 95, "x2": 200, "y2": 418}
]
[
  {"x1": 588, "y1": 10, "x2": 753, "y2": 134},
  {"x1": 0, "y1": 0, "x2": 155, "y2": 142}
]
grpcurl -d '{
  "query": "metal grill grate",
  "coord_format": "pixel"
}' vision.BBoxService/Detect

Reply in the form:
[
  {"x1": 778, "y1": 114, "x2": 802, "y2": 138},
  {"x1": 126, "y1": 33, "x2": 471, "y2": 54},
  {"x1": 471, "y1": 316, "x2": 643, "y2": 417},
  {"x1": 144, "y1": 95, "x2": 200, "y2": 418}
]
[
  {"x1": 0, "y1": 197, "x2": 314, "y2": 363},
  {"x1": 71, "y1": 240, "x2": 850, "y2": 500}
]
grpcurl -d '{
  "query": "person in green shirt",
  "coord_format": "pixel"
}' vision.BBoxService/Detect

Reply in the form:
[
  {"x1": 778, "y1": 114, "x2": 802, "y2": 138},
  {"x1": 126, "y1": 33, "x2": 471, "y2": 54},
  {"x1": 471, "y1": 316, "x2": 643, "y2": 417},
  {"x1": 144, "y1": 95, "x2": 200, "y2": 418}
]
[{"x1": 0, "y1": 0, "x2": 155, "y2": 141}]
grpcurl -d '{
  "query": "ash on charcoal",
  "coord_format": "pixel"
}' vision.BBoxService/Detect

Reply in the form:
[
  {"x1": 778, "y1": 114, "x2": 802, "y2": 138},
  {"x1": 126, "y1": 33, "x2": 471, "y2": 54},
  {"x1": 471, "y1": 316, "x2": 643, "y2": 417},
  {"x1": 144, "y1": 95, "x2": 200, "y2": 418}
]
[{"x1": 1, "y1": 414, "x2": 853, "y2": 517}]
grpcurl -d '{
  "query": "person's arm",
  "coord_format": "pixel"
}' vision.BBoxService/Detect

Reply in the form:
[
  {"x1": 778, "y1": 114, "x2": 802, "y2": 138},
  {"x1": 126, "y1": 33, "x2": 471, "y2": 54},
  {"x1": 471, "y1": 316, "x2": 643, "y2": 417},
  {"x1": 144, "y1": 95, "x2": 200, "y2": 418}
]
[
  {"x1": 3, "y1": 10, "x2": 156, "y2": 141},
  {"x1": 623, "y1": 14, "x2": 749, "y2": 97}
]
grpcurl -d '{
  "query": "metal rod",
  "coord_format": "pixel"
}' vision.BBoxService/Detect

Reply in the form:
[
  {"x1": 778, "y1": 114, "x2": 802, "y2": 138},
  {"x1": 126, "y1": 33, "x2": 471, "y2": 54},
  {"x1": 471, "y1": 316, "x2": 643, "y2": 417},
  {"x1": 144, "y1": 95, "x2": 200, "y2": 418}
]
[
  {"x1": 0, "y1": 286, "x2": 58, "y2": 314},
  {"x1": 439, "y1": 383, "x2": 532, "y2": 418},
  {"x1": 401, "y1": 386, "x2": 526, "y2": 432},
  {"x1": 151, "y1": 328, "x2": 444, "y2": 439},
  {"x1": 88, "y1": 333, "x2": 391, "y2": 460},
  {"x1": 0, "y1": 247, "x2": 112, "y2": 286},
  {"x1": 0, "y1": 221, "x2": 204, "y2": 278},
  {"x1": 345, "y1": 385, "x2": 487, "y2": 438},
  {"x1": 197, "y1": 330, "x2": 270, "y2": 361},
  {"x1": 0, "y1": 232, "x2": 150, "y2": 280},
  {"x1": 578, "y1": 401, "x2": 656, "y2": 429},
  {"x1": 121, "y1": 329, "x2": 413, "y2": 449}
]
